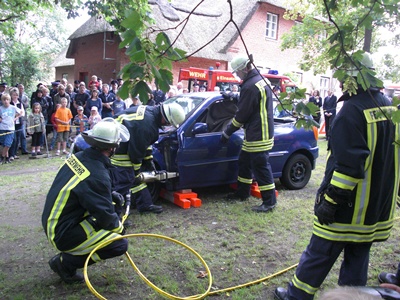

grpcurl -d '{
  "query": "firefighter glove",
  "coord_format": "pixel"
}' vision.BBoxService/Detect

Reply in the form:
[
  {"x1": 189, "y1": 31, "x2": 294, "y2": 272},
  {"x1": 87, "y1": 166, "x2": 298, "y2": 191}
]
[
  {"x1": 315, "y1": 195, "x2": 338, "y2": 225},
  {"x1": 325, "y1": 184, "x2": 352, "y2": 205},
  {"x1": 220, "y1": 131, "x2": 230, "y2": 144},
  {"x1": 221, "y1": 92, "x2": 239, "y2": 103},
  {"x1": 112, "y1": 191, "x2": 125, "y2": 208},
  {"x1": 141, "y1": 159, "x2": 156, "y2": 172}
]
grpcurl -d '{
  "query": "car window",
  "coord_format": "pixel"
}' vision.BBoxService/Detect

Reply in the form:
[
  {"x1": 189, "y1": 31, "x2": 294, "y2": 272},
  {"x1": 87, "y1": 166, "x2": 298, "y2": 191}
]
[{"x1": 163, "y1": 95, "x2": 205, "y2": 117}]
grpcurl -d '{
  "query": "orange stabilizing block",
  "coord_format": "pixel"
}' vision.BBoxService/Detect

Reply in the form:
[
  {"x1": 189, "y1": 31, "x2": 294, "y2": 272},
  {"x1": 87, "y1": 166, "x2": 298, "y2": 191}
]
[
  {"x1": 251, "y1": 183, "x2": 262, "y2": 198},
  {"x1": 159, "y1": 188, "x2": 202, "y2": 209},
  {"x1": 230, "y1": 182, "x2": 279, "y2": 199}
]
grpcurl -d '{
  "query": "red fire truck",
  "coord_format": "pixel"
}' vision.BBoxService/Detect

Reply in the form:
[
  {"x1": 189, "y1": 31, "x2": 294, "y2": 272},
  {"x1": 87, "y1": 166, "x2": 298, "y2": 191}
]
[
  {"x1": 178, "y1": 66, "x2": 297, "y2": 93},
  {"x1": 178, "y1": 67, "x2": 239, "y2": 92}
]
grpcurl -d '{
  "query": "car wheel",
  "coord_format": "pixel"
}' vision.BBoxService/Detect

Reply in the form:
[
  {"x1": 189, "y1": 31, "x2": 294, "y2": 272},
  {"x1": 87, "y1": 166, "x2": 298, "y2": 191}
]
[
  {"x1": 148, "y1": 181, "x2": 161, "y2": 203},
  {"x1": 280, "y1": 153, "x2": 312, "y2": 190}
]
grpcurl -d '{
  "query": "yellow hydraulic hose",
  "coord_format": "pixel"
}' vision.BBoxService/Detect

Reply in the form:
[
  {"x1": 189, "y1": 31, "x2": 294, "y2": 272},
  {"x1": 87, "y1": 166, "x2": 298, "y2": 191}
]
[{"x1": 83, "y1": 233, "x2": 298, "y2": 299}]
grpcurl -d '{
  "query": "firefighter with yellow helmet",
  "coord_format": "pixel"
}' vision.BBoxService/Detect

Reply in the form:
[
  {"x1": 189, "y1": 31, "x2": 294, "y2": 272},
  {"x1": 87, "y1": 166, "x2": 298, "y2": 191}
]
[
  {"x1": 221, "y1": 54, "x2": 277, "y2": 213},
  {"x1": 111, "y1": 102, "x2": 185, "y2": 214},
  {"x1": 42, "y1": 118, "x2": 130, "y2": 284}
]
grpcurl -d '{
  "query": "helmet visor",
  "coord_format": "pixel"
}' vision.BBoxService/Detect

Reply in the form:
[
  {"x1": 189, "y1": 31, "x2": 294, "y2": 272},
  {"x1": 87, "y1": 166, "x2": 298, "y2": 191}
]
[{"x1": 117, "y1": 123, "x2": 130, "y2": 142}]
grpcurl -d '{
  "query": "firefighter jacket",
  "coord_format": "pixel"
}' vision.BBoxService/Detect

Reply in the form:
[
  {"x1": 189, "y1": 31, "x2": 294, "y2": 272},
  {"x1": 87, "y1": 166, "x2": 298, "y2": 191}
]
[
  {"x1": 112, "y1": 105, "x2": 162, "y2": 168},
  {"x1": 224, "y1": 68, "x2": 274, "y2": 152},
  {"x1": 314, "y1": 88, "x2": 399, "y2": 243},
  {"x1": 42, "y1": 147, "x2": 123, "y2": 250}
]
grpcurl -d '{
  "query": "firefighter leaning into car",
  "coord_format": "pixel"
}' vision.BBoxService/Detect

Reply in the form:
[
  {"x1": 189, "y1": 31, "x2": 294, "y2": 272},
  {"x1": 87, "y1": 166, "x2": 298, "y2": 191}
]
[
  {"x1": 42, "y1": 118, "x2": 130, "y2": 284},
  {"x1": 274, "y1": 52, "x2": 400, "y2": 300},
  {"x1": 220, "y1": 54, "x2": 277, "y2": 213},
  {"x1": 110, "y1": 102, "x2": 185, "y2": 214}
]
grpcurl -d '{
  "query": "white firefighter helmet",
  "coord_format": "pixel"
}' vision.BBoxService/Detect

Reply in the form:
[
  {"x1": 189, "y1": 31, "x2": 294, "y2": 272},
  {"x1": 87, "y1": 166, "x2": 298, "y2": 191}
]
[
  {"x1": 161, "y1": 103, "x2": 185, "y2": 128},
  {"x1": 230, "y1": 55, "x2": 251, "y2": 72},
  {"x1": 347, "y1": 52, "x2": 375, "y2": 77},
  {"x1": 81, "y1": 117, "x2": 130, "y2": 149}
]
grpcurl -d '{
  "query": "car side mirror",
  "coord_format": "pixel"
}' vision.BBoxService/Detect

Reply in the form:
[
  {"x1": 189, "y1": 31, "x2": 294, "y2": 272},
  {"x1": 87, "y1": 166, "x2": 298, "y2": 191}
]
[{"x1": 192, "y1": 123, "x2": 208, "y2": 134}]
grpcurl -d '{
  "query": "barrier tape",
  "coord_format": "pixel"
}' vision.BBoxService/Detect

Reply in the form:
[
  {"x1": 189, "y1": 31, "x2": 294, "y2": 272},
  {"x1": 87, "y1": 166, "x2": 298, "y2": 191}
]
[{"x1": 0, "y1": 123, "x2": 85, "y2": 137}]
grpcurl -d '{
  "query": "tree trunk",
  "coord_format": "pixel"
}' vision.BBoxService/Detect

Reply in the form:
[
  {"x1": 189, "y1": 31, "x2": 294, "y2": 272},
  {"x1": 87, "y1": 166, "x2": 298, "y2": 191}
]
[{"x1": 363, "y1": 28, "x2": 372, "y2": 52}]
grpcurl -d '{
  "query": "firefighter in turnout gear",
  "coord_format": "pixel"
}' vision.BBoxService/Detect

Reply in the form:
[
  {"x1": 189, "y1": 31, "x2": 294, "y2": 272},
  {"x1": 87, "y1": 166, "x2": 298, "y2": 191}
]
[
  {"x1": 42, "y1": 118, "x2": 130, "y2": 284},
  {"x1": 111, "y1": 103, "x2": 185, "y2": 214},
  {"x1": 221, "y1": 54, "x2": 276, "y2": 213},
  {"x1": 274, "y1": 52, "x2": 400, "y2": 300}
]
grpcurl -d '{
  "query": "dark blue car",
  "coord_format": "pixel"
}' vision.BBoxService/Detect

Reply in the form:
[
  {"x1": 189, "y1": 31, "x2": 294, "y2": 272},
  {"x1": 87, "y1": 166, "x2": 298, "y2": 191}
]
[{"x1": 150, "y1": 92, "x2": 319, "y2": 195}]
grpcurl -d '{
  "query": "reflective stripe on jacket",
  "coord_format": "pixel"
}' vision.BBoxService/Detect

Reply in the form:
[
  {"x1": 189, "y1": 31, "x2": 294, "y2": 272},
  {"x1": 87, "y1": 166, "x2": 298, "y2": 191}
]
[{"x1": 314, "y1": 89, "x2": 399, "y2": 243}]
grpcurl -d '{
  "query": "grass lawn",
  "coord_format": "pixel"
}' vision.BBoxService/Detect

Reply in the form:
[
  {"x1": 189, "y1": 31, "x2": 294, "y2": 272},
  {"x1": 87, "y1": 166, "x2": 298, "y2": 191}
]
[{"x1": 0, "y1": 138, "x2": 399, "y2": 299}]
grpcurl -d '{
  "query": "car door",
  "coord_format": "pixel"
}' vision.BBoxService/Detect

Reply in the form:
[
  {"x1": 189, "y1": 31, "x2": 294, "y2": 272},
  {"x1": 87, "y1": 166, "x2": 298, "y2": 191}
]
[{"x1": 176, "y1": 99, "x2": 242, "y2": 189}]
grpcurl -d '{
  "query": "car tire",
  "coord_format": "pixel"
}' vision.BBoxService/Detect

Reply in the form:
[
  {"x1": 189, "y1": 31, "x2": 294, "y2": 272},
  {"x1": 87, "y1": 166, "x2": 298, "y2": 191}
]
[{"x1": 280, "y1": 153, "x2": 312, "y2": 190}]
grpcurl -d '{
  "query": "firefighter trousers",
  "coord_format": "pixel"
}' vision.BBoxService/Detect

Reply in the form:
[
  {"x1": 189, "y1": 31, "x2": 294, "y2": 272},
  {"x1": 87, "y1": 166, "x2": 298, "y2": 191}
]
[
  {"x1": 61, "y1": 239, "x2": 128, "y2": 272},
  {"x1": 287, "y1": 234, "x2": 372, "y2": 299},
  {"x1": 236, "y1": 150, "x2": 276, "y2": 206},
  {"x1": 54, "y1": 218, "x2": 128, "y2": 271}
]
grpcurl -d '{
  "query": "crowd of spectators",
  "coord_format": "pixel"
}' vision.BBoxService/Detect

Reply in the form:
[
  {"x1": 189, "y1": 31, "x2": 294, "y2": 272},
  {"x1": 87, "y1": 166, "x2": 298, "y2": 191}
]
[{"x1": 0, "y1": 76, "x2": 192, "y2": 162}]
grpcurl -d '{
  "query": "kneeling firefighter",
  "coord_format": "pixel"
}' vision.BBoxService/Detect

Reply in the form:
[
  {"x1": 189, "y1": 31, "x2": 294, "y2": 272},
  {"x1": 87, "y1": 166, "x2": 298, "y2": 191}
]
[
  {"x1": 111, "y1": 102, "x2": 185, "y2": 214},
  {"x1": 42, "y1": 118, "x2": 130, "y2": 284}
]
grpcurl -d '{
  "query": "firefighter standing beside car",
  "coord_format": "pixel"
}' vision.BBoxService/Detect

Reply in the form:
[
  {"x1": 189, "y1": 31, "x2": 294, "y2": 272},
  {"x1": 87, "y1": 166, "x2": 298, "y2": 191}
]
[
  {"x1": 221, "y1": 54, "x2": 277, "y2": 213},
  {"x1": 274, "y1": 52, "x2": 400, "y2": 300},
  {"x1": 42, "y1": 118, "x2": 130, "y2": 284},
  {"x1": 110, "y1": 102, "x2": 185, "y2": 215}
]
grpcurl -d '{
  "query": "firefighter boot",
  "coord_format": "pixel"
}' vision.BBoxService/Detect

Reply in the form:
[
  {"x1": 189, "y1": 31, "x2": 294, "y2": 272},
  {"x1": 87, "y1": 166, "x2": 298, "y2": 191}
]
[
  {"x1": 252, "y1": 203, "x2": 275, "y2": 213},
  {"x1": 274, "y1": 287, "x2": 289, "y2": 300},
  {"x1": 378, "y1": 272, "x2": 400, "y2": 286},
  {"x1": 252, "y1": 189, "x2": 276, "y2": 212},
  {"x1": 49, "y1": 254, "x2": 84, "y2": 284},
  {"x1": 226, "y1": 182, "x2": 250, "y2": 202},
  {"x1": 139, "y1": 204, "x2": 163, "y2": 214}
]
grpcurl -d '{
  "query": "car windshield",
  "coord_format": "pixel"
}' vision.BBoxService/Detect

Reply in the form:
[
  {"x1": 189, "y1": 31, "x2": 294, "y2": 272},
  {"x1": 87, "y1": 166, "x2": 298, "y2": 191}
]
[{"x1": 163, "y1": 95, "x2": 205, "y2": 117}]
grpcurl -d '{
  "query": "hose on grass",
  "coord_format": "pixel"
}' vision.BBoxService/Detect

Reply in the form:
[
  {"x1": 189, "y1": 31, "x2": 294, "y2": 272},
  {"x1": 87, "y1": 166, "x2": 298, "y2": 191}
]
[{"x1": 83, "y1": 233, "x2": 298, "y2": 300}]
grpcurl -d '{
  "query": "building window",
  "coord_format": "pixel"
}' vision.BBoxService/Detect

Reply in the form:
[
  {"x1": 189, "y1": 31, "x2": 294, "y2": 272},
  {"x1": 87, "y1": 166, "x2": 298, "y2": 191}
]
[
  {"x1": 320, "y1": 76, "x2": 330, "y2": 99},
  {"x1": 62, "y1": 73, "x2": 68, "y2": 80},
  {"x1": 292, "y1": 71, "x2": 303, "y2": 84},
  {"x1": 294, "y1": 21, "x2": 304, "y2": 46},
  {"x1": 266, "y1": 13, "x2": 278, "y2": 39}
]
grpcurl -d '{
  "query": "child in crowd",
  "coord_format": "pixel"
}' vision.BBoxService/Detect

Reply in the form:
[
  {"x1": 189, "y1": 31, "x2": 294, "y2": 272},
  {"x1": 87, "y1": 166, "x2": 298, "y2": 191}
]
[
  {"x1": 88, "y1": 106, "x2": 102, "y2": 129},
  {"x1": 0, "y1": 93, "x2": 21, "y2": 164},
  {"x1": 73, "y1": 106, "x2": 89, "y2": 136},
  {"x1": 54, "y1": 98, "x2": 72, "y2": 156},
  {"x1": 88, "y1": 75, "x2": 99, "y2": 91},
  {"x1": 84, "y1": 89, "x2": 102, "y2": 117},
  {"x1": 9, "y1": 87, "x2": 25, "y2": 160},
  {"x1": 27, "y1": 103, "x2": 46, "y2": 156},
  {"x1": 49, "y1": 104, "x2": 61, "y2": 150},
  {"x1": 130, "y1": 95, "x2": 141, "y2": 107},
  {"x1": 111, "y1": 94, "x2": 126, "y2": 115}
]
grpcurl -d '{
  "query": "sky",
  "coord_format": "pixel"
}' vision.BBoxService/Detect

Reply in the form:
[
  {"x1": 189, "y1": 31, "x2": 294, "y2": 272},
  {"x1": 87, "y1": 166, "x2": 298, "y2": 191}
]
[{"x1": 64, "y1": 10, "x2": 91, "y2": 36}]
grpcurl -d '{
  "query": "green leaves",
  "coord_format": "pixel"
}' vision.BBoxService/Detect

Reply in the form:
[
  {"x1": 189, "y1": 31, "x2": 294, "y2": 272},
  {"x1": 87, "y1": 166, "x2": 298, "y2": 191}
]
[
  {"x1": 155, "y1": 69, "x2": 173, "y2": 92},
  {"x1": 121, "y1": 10, "x2": 142, "y2": 31},
  {"x1": 275, "y1": 87, "x2": 319, "y2": 130},
  {"x1": 113, "y1": 4, "x2": 186, "y2": 102},
  {"x1": 131, "y1": 80, "x2": 152, "y2": 103}
]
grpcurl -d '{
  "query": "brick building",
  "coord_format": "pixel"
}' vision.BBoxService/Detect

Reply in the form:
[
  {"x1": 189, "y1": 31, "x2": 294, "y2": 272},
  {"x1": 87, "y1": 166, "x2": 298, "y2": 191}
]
[{"x1": 54, "y1": 0, "x2": 337, "y2": 97}]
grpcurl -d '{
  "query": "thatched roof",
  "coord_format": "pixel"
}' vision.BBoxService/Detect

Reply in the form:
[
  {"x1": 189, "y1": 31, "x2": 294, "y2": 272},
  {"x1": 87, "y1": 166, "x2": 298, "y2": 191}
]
[
  {"x1": 66, "y1": 0, "x2": 288, "y2": 61},
  {"x1": 68, "y1": 16, "x2": 116, "y2": 40},
  {"x1": 145, "y1": 0, "x2": 288, "y2": 61},
  {"x1": 50, "y1": 46, "x2": 74, "y2": 67}
]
